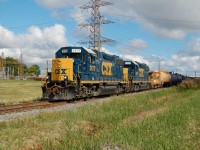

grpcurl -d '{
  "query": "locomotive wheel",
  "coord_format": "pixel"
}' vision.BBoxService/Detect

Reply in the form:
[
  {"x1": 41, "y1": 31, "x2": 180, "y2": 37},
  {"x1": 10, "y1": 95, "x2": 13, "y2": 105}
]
[
  {"x1": 134, "y1": 84, "x2": 139, "y2": 92},
  {"x1": 146, "y1": 84, "x2": 150, "y2": 90},
  {"x1": 81, "y1": 86, "x2": 88, "y2": 98}
]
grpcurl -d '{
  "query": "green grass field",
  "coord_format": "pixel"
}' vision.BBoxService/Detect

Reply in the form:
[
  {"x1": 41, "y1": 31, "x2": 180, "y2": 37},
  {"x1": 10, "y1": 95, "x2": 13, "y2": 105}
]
[
  {"x1": 0, "y1": 79, "x2": 42, "y2": 105},
  {"x1": 0, "y1": 86, "x2": 199, "y2": 150}
]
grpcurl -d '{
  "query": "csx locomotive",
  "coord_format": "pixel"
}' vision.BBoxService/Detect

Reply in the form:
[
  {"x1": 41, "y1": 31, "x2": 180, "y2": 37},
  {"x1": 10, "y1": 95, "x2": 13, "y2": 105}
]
[{"x1": 42, "y1": 46, "x2": 151, "y2": 100}]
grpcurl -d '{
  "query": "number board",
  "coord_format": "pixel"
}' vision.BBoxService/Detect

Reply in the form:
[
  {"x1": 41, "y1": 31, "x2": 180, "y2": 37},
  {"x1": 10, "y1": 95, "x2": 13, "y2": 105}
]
[{"x1": 72, "y1": 49, "x2": 81, "y2": 53}]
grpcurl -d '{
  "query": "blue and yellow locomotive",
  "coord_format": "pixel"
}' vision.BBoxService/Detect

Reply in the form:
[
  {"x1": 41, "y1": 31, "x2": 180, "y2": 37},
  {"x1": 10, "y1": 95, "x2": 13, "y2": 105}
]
[{"x1": 42, "y1": 46, "x2": 151, "y2": 100}]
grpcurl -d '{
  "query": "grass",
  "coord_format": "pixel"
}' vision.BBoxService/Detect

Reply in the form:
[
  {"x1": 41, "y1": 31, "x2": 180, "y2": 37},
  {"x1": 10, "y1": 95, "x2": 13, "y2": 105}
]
[
  {"x1": 0, "y1": 79, "x2": 42, "y2": 105},
  {"x1": 0, "y1": 86, "x2": 199, "y2": 150}
]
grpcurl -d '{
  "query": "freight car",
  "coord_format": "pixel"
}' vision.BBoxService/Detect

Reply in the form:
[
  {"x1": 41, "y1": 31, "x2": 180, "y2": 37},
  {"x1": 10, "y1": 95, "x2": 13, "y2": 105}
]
[
  {"x1": 42, "y1": 46, "x2": 150, "y2": 100},
  {"x1": 149, "y1": 71, "x2": 186, "y2": 88}
]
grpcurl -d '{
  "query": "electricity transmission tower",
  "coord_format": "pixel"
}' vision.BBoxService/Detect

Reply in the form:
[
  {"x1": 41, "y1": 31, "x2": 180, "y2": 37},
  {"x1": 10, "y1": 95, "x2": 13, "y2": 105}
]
[
  {"x1": 18, "y1": 53, "x2": 24, "y2": 78},
  {"x1": 79, "y1": 0, "x2": 114, "y2": 51}
]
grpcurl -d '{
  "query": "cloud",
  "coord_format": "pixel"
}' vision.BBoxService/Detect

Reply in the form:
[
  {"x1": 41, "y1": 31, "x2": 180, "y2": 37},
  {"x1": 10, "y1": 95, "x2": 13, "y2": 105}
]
[
  {"x1": 0, "y1": 24, "x2": 68, "y2": 68},
  {"x1": 117, "y1": 38, "x2": 148, "y2": 56},
  {"x1": 110, "y1": 0, "x2": 200, "y2": 38},
  {"x1": 142, "y1": 21, "x2": 186, "y2": 39},
  {"x1": 0, "y1": 26, "x2": 18, "y2": 48},
  {"x1": 188, "y1": 37, "x2": 200, "y2": 55},
  {"x1": 163, "y1": 55, "x2": 200, "y2": 76},
  {"x1": 36, "y1": 0, "x2": 88, "y2": 9},
  {"x1": 128, "y1": 39, "x2": 148, "y2": 49},
  {"x1": 123, "y1": 54, "x2": 148, "y2": 64},
  {"x1": 152, "y1": 37, "x2": 200, "y2": 75},
  {"x1": 36, "y1": 0, "x2": 74, "y2": 9},
  {"x1": 36, "y1": 0, "x2": 200, "y2": 39}
]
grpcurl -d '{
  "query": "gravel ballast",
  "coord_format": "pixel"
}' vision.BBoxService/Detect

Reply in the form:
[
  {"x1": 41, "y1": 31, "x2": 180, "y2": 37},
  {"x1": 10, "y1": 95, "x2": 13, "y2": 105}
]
[{"x1": 0, "y1": 96, "x2": 115, "y2": 122}]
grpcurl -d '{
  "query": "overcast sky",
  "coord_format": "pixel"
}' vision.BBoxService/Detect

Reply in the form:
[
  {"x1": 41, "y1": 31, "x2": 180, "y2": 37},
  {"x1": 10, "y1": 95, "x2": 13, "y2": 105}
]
[{"x1": 0, "y1": 0, "x2": 200, "y2": 76}]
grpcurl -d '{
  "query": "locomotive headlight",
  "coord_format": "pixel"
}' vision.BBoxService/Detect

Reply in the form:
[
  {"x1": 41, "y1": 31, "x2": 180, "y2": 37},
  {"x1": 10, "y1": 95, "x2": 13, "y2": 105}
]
[
  {"x1": 64, "y1": 76, "x2": 68, "y2": 81},
  {"x1": 46, "y1": 76, "x2": 50, "y2": 83},
  {"x1": 64, "y1": 76, "x2": 68, "y2": 87}
]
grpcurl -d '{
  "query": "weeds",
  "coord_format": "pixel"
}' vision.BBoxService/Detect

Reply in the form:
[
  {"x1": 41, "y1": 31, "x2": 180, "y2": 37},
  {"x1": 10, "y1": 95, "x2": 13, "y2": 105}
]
[
  {"x1": 177, "y1": 79, "x2": 200, "y2": 90},
  {"x1": 0, "y1": 88, "x2": 199, "y2": 150},
  {"x1": 0, "y1": 102, "x2": 5, "y2": 106}
]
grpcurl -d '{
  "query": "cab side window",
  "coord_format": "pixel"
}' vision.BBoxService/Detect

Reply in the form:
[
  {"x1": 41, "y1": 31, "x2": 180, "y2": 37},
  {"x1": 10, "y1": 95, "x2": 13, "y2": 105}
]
[
  {"x1": 90, "y1": 55, "x2": 95, "y2": 64},
  {"x1": 82, "y1": 54, "x2": 87, "y2": 62}
]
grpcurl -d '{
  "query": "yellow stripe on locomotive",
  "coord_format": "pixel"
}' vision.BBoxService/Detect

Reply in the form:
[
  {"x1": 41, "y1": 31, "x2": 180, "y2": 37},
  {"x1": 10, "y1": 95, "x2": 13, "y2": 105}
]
[{"x1": 123, "y1": 68, "x2": 128, "y2": 81}]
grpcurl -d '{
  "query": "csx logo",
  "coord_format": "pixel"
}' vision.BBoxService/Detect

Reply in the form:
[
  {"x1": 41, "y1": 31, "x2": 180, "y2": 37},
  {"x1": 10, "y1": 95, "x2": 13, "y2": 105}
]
[
  {"x1": 90, "y1": 66, "x2": 96, "y2": 71},
  {"x1": 101, "y1": 62, "x2": 112, "y2": 76},
  {"x1": 55, "y1": 69, "x2": 67, "y2": 74},
  {"x1": 139, "y1": 68, "x2": 144, "y2": 77}
]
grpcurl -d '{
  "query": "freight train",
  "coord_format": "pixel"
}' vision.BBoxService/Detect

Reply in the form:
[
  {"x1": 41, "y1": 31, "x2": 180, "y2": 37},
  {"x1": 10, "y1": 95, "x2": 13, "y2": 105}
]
[
  {"x1": 42, "y1": 46, "x2": 185, "y2": 100},
  {"x1": 42, "y1": 46, "x2": 151, "y2": 100},
  {"x1": 149, "y1": 71, "x2": 187, "y2": 88}
]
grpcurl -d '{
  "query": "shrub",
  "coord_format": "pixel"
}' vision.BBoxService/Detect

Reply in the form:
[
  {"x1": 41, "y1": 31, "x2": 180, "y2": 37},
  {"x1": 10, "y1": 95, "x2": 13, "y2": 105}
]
[{"x1": 177, "y1": 79, "x2": 200, "y2": 90}]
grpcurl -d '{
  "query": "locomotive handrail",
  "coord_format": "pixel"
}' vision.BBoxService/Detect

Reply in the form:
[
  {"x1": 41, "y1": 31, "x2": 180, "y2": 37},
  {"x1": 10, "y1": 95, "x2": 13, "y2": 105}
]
[{"x1": 77, "y1": 64, "x2": 82, "y2": 78}]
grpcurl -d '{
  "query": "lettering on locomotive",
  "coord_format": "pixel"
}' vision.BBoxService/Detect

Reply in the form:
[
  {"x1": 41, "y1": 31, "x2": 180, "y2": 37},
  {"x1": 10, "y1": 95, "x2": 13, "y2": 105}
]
[
  {"x1": 139, "y1": 68, "x2": 144, "y2": 77},
  {"x1": 102, "y1": 62, "x2": 113, "y2": 76},
  {"x1": 55, "y1": 69, "x2": 60, "y2": 74},
  {"x1": 90, "y1": 66, "x2": 96, "y2": 71},
  {"x1": 55, "y1": 69, "x2": 67, "y2": 74},
  {"x1": 72, "y1": 49, "x2": 81, "y2": 53}
]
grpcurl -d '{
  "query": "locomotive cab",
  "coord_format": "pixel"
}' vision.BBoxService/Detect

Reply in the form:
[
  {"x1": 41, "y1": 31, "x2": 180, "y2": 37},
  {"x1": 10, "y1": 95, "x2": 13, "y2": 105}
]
[{"x1": 52, "y1": 47, "x2": 98, "y2": 82}]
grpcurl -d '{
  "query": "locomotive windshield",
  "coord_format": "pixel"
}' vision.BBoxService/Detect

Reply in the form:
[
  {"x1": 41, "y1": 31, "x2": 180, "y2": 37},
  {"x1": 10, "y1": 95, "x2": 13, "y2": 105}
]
[
  {"x1": 61, "y1": 53, "x2": 81, "y2": 59},
  {"x1": 124, "y1": 61, "x2": 131, "y2": 68}
]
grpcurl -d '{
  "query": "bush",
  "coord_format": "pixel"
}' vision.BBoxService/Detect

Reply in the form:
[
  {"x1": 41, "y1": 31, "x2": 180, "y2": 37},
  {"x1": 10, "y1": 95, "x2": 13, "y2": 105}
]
[{"x1": 177, "y1": 79, "x2": 200, "y2": 90}]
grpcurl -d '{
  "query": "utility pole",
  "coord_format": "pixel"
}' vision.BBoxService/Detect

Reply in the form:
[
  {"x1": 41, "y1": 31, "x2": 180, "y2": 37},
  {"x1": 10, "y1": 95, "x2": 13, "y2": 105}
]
[
  {"x1": 79, "y1": 0, "x2": 114, "y2": 51},
  {"x1": 18, "y1": 52, "x2": 24, "y2": 79},
  {"x1": 0, "y1": 52, "x2": 6, "y2": 79},
  {"x1": 46, "y1": 60, "x2": 51, "y2": 76}
]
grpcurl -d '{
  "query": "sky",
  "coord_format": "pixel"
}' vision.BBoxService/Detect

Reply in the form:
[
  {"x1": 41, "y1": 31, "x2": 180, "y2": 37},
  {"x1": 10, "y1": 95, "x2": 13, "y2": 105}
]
[{"x1": 0, "y1": 0, "x2": 200, "y2": 76}]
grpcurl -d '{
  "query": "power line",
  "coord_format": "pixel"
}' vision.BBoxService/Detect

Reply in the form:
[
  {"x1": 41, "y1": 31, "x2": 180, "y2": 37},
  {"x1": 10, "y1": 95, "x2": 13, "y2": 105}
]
[{"x1": 1, "y1": 15, "x2": 90, "y2": 31}]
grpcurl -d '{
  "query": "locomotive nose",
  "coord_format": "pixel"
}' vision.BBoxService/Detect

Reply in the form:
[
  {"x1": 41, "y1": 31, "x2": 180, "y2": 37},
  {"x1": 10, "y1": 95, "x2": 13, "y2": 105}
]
[{"x1": 51, "y1": 58, "x2": 74, "y2": 82}]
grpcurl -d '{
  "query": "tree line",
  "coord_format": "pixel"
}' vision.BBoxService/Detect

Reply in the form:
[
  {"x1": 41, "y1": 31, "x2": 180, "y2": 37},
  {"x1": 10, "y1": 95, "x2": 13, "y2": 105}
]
[{"x1": 0, "y1": 56, "x2": 41, "y2": 77}]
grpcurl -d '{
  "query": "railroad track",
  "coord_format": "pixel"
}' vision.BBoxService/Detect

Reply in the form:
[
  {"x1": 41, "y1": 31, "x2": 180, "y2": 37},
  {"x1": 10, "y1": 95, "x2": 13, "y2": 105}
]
[
  {"x1": 0, "y1": 98, "x2": 94, "y2": 115},
  {"x1": 0, "y1": 89, "x2": 160, "y2": 115},
  {"x1": 0, "y1": 101, "x2": 68, "y2": 115}
]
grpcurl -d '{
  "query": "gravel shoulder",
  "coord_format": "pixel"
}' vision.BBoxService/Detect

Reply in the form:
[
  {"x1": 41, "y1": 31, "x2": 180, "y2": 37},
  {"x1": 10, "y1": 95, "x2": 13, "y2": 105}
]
[{"x1": 0, "y1": 96, "x2": 115, "y2": 122}]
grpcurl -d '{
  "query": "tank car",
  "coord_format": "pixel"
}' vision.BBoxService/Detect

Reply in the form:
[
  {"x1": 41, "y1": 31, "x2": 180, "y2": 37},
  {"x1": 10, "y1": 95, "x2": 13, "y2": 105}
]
[
  {"x1": 42, "y1": 46, "x2": 128, "y2": 100},
  {"x1": 170, "y1": 72, "x2": 187, "y2": 85},
  {"x1": 170, "y1": 72, "x2": 178, "y2": 85},
  {"x1": 149, "y1": 71, "x2": 171, "y2": 88}
]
